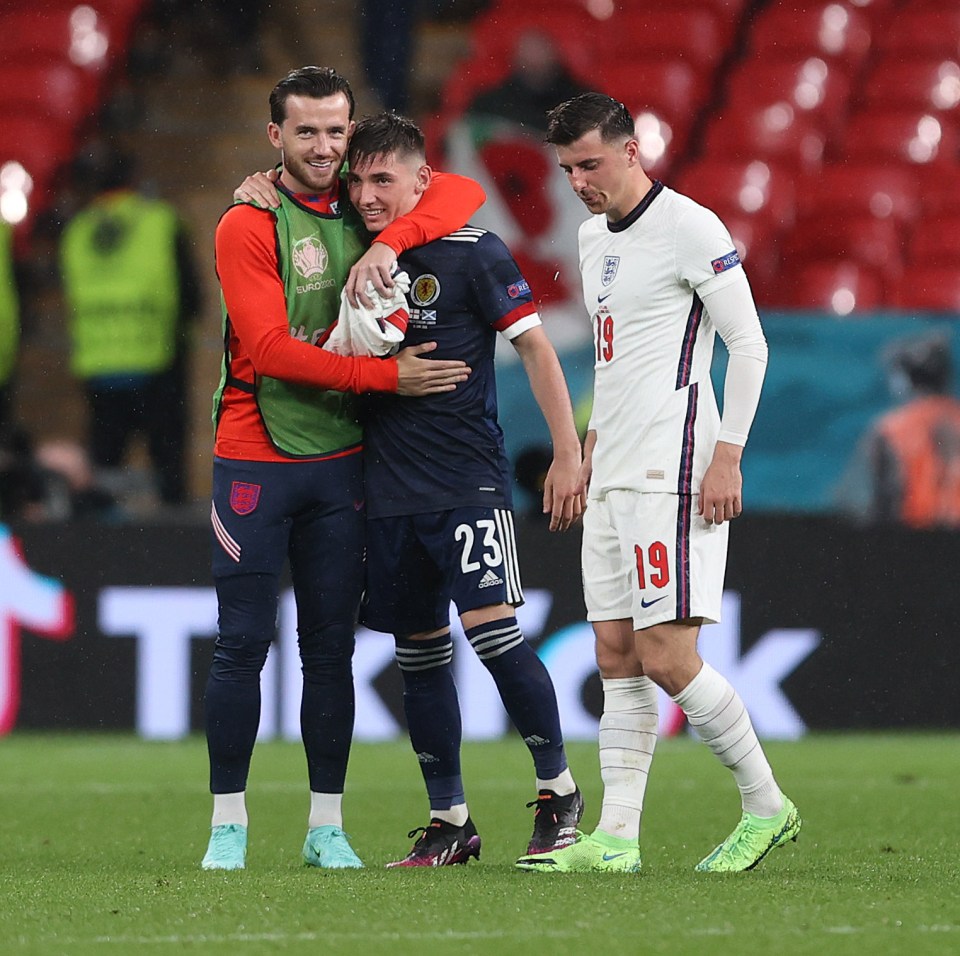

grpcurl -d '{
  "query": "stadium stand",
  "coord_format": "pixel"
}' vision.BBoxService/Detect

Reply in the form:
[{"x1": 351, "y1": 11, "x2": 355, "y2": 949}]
[
  {"x1": 859, "y1": 55, "x2": 960, "y2": 116},
  {"x1": 720, "y1": 56, "x2": 854, "y2": 139},
  {"x1": 4, "y1": 0, "x2": 960, "y2": 511},
  {"x1": 778, "y1": 260, "x2": 885, "y2": 314},
  {"x1": 890, "y1": 266, "x2": 960, "y2": 311},
  {"x1": 0, "y1": 1, "x2": 147, "y2": 232}
]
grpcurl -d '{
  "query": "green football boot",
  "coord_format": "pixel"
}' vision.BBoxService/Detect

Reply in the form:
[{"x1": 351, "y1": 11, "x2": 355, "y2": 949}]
[
  {"x1": 696, "y1": 796, "x2": 801, "y2": 873},
  {"x1": 516, "y1": 830, "x2": 641, "y2": 873}
]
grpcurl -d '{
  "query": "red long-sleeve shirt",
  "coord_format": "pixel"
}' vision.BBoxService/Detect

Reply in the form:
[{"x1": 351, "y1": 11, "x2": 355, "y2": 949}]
[{"x1": 214, "y1": 173, "x2": 485, "y2": 461}]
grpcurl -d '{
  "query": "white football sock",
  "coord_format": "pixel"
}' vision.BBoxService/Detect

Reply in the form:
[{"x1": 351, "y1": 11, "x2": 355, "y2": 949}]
[
  {"x1": 432, "y1": 802, "x2": 469, "y2": 826},
  {"x1": 672, "y1": 661, "x2": 784, "y2": 817},
  {"x1": 596, "y1": 676, "x2": 659, "y2": 842},
  {"x1": 308, "y1": 791, "x2": 343, "y2": 829},
  {"x1": 537, "y1": 768, "x2": 576, "y2": 796},
  {"x1": 211, "y1": 791, "x2": 247, "y2": 828}
]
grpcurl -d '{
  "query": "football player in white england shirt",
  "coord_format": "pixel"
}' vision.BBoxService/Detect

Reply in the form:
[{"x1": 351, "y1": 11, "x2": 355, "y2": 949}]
[{"x1": 517, "y1": 92, "x2": 801, "y2": 874}]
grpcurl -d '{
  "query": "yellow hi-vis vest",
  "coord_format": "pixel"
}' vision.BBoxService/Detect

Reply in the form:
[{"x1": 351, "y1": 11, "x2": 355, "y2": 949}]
[
  {"x1": 0, "y1": 221, "x2": 19, "y2": 387},
  {"x1": 60, "y1": 191, "x2": 180, "y2": 379}
]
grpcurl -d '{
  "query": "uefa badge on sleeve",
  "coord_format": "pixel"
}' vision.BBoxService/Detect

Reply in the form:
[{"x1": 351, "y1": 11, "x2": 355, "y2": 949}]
[{"x1": 230, "y1": 481, "x2": 262, "y2": 515}]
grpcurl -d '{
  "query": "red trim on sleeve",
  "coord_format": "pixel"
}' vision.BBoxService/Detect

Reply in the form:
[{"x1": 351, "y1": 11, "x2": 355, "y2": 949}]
[
  {"x1": 383, "y1": 308, "x2": 409, "y2": 334},
  {"x1": 492, "y1": 303, "x2": 539, "y2": 332}
]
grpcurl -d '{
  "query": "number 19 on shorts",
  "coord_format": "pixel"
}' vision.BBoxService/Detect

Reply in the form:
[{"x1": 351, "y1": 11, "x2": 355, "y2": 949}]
[{"x1": 635, "y1": 541, "x2": 670, "y2": 591}]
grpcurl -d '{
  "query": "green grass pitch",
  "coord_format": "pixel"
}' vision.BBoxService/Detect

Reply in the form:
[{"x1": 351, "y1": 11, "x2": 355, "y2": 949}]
[{"x1": 1, "y1": 733, "x2": 957, "y2": 955}]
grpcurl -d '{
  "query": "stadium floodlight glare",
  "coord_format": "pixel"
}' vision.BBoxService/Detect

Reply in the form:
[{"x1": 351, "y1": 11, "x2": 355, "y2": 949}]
[
  {"x1": 0, "y1": 161, "x2": 32, "y2": 225},
  {"x1": 69, "y1": 5, "x2": 109, "y2": 67}
]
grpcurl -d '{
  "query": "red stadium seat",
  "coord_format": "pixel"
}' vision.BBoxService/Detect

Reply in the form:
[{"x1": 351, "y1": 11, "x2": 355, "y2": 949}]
[
  {"x1": 597, "y1": 59, "x2": 706, "y2": 125},
  {"x1": 842, "y1": 109, "x2": 960, "y2": 166},
  {"x1": 605, "y1": 9, "x2": 729, "y2": 73},
  {"x1": 917, "y1": 165, "x2": 960, "y2": 218},
  {"x1": 776, "y1": 261, "x2": 885, "y2": 313},
  {"x1": 874, "y1": 9, "x2": 960, "y2": 60},
  {"x1": 598, "y1": 60, "x2": 707, "y2": 158},
  {"x1": 628, "y1": 112, "x2": 685, "y2": 179},
  {"x1": 700, "y1": 105, "x2": 827, "y2": 174},
  {"x1": 0, "y1": 61, "x2": 99, "y2": 127},
  {"x1": 748, "y1": 3, "x2": 873, "y2": 75},
  {"x1": 719, "y1": 212, "x2": 782, "y2": 303},
  {"x1": 860, "y1": 56, "x2": 960, "y2": 117},
  {"x1": 890, "y1": 266, "x2": 960, "y2": 312},
  {"x1": 0, "y1": 117, "x2": 76, "y2": 223},
  {"x1": 906, "y1": 217, "x2": 960, "y2": 267},
  {"x1": 722, "y1": 56, "x2": 853, "y2": 137},
  {"x1": 671, "y1": 158, "x2": 797, "y2": 233},
  {"x1": 795, "y1": 163, "x2": 921, "y2": 224},
  {"x1": 25, "y1": 0, "x2": 146, "y2": 47},
  {"x1": 782, "y1": 213, "x2": 905, "y2": 278},
  {"x1": 0, "y1": 9, "x2": 114, "y2": 70}
]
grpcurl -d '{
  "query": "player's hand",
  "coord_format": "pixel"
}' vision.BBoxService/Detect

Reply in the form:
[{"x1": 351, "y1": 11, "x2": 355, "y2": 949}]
[
  {"x1": 543, "y1": 452, "x2": 585, "y2": 532},
  {"x1": 234, "y1": 169, "x2": 281, "y2": 209},
  {"x1": 698, "y1": 441, "x2": 743, "y2": 525},
  {"x1": 347, "y1": 242, "x2": 398, "y2": 308},
  {"x1": 395, "y1": 342, "x2": 470, "y2": 396}
]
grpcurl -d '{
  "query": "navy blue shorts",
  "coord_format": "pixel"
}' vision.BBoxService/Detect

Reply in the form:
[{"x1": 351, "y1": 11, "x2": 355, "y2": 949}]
[
  {"x1": 210, "y1": 454, "x2": 365, "y2": 602},
  {"x1": 360, "y1": 506, "x2": 524, "y2": 636}
]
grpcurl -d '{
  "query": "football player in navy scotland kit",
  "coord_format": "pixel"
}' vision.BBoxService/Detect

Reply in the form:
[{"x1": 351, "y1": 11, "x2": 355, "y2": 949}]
[
  {"x1": 344, "y1": 112, "x2": 586, "y2": 867},
  {"x1": 517, "y1": 93, "x2": 801, "y2": 874}
]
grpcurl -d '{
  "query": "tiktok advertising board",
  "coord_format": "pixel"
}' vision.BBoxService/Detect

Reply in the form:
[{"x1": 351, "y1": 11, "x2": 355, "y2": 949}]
[{"x1": 3, "y1": 516, "x2": 958, "y2": 737}]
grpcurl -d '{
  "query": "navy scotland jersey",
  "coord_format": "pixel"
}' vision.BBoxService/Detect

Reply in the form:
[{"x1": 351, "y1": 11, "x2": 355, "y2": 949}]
[{"x1": 362, "y1": 225, "x2": 541, "y2": 518}]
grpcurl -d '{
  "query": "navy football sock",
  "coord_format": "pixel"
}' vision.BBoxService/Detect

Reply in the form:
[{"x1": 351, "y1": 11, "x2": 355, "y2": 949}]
[
  {"x1": 395, "y1": 633, "x2": 465, "y2": 810},
  {"x1": 465, "y1": 617, "x2": 568, "y2": 780}
]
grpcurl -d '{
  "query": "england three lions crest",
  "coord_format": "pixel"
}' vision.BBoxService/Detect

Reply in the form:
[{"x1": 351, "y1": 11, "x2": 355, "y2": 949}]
[
  {"x1": 230, "y1": 481, "x2": 261, "y2": 515},
  {"x1": 601, "y1": 256, "x2": 620, "y2": 286}
]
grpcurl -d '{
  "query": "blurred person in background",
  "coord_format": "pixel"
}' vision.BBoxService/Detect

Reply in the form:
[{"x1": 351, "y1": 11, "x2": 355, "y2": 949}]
[
  {"x1": 201, "y1": 66, "x2": 484, "y2": 873},
  {"x1": 837, "y1": 332, "x2": 960, "y2": 528},
  {"x1": 467, "y1": 28, "x2": 587, "y2": 133},
  {"x1": 59, "y1": 150, "x2": 200, "y2": 508},
  {"x1": 360, "y1": 0, "x2": 418, "y2": 113},
  {"x1": 517, "y1": 92, "x2": 798, "y2": 876}
]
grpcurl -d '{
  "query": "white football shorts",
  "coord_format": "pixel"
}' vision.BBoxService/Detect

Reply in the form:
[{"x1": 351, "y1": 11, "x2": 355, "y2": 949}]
[{"x1": 582, "y1": 489, "x2": 729, "y2": 630}]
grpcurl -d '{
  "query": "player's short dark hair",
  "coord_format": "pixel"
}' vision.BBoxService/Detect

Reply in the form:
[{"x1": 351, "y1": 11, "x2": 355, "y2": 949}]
[
  {"x1": 269, "y1": 66, "x2": 355, "y2": 125},
  {"x1": 348, "y1": 112, "x2": 426, "y2": 168},
  {"x1": 545, "y1": 92, "x2": 635, "y2": 146}
]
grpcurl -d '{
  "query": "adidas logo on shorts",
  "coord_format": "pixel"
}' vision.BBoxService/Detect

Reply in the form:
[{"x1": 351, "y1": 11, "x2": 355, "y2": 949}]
[{"x1": 478, "y1": 569, "x2": 503, "y2": 588}]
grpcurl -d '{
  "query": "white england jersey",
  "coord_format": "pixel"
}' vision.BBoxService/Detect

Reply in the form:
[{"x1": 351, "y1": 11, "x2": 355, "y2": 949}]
[{"x1": 579, "y1": 182, "x2": 754, "y2": 499}]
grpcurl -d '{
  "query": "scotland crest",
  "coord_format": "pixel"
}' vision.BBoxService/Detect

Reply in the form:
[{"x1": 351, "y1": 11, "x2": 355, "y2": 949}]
[
  {"x1": 601, "y1": 256, "x2": 620, "y2": 286},
  {"x1": 411, "y1": 274, "x2": 441, "y2": 306},
  {"x1": 230, "y1": 481, "x2": 261, "y2": 515}
]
